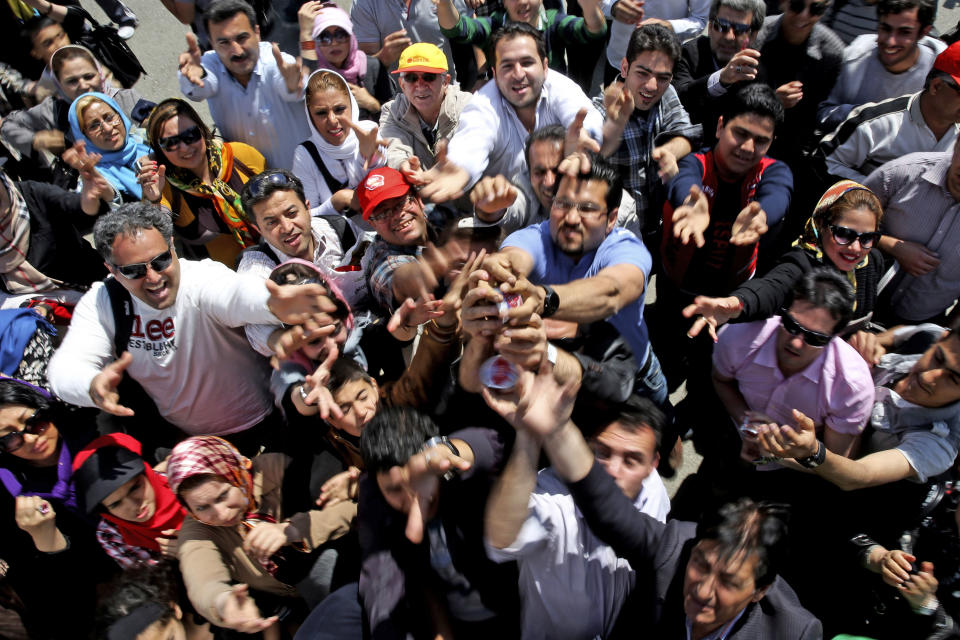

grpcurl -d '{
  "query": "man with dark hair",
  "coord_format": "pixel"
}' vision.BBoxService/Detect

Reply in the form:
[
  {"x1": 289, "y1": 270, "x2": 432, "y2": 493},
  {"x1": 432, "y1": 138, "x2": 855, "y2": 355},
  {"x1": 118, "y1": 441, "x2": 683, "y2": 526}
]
[
  {"x1": 481, "y1": 362, "x2": 821, "y2": 639},
  {"x1": 481, "y1": 151, "x2": 668, "y2": 405},
  {"x1": 596, "y1": 23, "x2": 702, "y2": 241},
  {"x1": 177, "y1": 0, "x2": 309, "y2": 168},
  {"x1": 673, "y1": 0, "x2": 767, "y2": 140},
  {"x1": 356, "y1": 407, "x2": 519, "y2": 639},
  {"x1": 418, "y1": 23, "x2": 603, "y2": 203},
  {"x1": 821, "y1": 42, "x2": 960, "y2": 183},
  {"x1": 818, "y1": 0, "x2": 944, "y2": 131},
  {"x1": 47, "y1": 202, "x2": 339, "y2": 457},
  {"x1": 712, "y1": 268, "x2": 874, "y2": 465},
  {"x1": 471, "y1": 124, "x2": 564, "y2": 232},
  {"x1": 484, "y1": 393, "x2": 669, "y2": 639},
  {"x1": 237, "y1": 169, "x2": 374, "y2": 353}
]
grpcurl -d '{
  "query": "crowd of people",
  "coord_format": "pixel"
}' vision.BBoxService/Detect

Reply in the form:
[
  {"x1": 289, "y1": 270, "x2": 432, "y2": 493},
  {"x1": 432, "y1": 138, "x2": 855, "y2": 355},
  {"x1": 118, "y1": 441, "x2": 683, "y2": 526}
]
[{"x1": 1, "y1": 0, "x2": 960, "y2": 637}]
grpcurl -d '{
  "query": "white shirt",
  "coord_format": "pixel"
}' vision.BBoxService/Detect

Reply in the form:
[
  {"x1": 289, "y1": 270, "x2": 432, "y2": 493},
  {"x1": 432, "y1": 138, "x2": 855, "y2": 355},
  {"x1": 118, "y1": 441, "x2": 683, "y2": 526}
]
[
  {"x1": 446, "y1": 71, "x2": 603, "y2": 190},
  {"x1": 48, "y1": 259, "x2": 278, "y2": 435},
  {"x1": 603, "y1": 0, "x2": 710, "y2": 66},
  {"x1": 487, "y1": 467, "x2": 670, "y2": 640},
  {"x1": 178, "y1": 42, "x2": 311, "y2": 169}
]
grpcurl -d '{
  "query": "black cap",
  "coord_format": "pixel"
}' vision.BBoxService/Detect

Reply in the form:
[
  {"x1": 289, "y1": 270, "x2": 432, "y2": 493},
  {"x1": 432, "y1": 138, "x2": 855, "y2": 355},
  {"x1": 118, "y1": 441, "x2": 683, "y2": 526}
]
[{"x1": 74, "y1": 446, "x2": 145, "y2": 514}]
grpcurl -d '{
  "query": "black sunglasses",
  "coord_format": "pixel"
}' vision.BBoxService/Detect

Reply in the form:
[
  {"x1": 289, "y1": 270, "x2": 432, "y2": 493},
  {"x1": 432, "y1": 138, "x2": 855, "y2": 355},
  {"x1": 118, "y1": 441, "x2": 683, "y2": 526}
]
[
  {"x1": 711, "y1": 17, "x2": 752, "y2": 35},
  {"x1": 113, "y1": 248, "x2": 174, "y2": 280},
  {"x1": 828, "y1": 225, "x2": 881, "y2": 249},
  {"x1": 158, "y1": 125, "x2": 203, "y2": 152},
  {"x1": 248, "y1": 171, "x2": 293, "y2": 195},
  {"x1": 0, "y1": 410, "x2": 51, "y2": 454},
  {"x1": 788, "y1": 0, "x2": 829, "y2": 15},
  {"x1": 316, "y1": 28, "x2": 350, "y2": 46},
  {"x1": 400, "y1": 72, "x2": 439, "y2": 84},
  {"x1": 779, "y1": 309, "x2": 833, "y2": 347}
]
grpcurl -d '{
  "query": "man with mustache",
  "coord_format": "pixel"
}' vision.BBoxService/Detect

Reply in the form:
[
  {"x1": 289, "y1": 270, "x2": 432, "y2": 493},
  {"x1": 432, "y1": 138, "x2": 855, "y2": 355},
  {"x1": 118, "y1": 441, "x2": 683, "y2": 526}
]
[{"x1": 177, "y1": 0, "x2": 310, "y2": 168}]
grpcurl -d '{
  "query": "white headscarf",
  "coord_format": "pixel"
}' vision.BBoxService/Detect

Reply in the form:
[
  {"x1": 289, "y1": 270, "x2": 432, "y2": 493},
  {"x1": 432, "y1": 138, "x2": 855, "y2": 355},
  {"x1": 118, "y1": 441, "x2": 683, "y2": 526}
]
[{"x1": 302, "y1": 69, "x2": 377, "y2": 173}]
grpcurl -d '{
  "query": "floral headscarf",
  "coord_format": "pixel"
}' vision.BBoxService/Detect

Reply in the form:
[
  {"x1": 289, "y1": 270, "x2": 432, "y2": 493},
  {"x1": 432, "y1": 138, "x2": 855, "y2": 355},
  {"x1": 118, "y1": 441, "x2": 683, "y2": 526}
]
[{"x1": 166, "y1": 436, "x2": 254, "y2": 514}]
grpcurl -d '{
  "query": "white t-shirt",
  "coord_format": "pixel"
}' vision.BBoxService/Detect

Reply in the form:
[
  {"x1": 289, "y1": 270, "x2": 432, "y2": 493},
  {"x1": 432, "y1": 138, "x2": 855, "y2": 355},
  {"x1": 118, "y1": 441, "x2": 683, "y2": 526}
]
[{"x1": 49, "y1": 259, "x2": 278, "y2": 435}]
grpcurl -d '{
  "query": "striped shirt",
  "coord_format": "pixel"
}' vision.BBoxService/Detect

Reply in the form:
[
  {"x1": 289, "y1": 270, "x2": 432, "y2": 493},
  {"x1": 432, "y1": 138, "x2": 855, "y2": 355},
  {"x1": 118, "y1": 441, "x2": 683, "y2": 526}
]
[
  {"x1": 823, "y1": 0, "x2": 877, "y2": 45},
  {"x1": 863, "y1": 151, "x2": 960, "y2": 322}
]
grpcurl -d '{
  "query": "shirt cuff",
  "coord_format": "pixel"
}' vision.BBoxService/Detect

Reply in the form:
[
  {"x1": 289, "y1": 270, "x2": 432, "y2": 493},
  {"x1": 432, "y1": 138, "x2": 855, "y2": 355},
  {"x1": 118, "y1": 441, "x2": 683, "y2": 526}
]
[{"x1": 707, "y1": 71, "x2": 727, "y2": 98}]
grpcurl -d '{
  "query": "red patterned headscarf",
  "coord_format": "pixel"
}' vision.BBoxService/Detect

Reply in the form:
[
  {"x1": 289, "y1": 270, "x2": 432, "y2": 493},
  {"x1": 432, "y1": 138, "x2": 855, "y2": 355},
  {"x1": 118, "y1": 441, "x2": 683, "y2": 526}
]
[{"x1": 166, "y1": 437, "x2": 255, "y2": 515}]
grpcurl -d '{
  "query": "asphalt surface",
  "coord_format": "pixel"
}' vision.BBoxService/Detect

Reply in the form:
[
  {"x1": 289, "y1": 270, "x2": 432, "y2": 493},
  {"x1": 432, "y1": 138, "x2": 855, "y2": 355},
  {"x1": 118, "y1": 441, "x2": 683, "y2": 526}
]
[{"x1": 107, "y1": 0, "x2": 960, "y2": 497}]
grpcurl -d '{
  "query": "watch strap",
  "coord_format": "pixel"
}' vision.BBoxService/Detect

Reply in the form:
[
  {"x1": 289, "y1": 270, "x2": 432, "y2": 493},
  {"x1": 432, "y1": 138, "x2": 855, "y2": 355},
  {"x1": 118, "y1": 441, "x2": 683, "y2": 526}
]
[
  {"x1": 423, "y1": 436, "x2": 460, "y2": 480},
  {"x1": 795, "y1": 440, "x2": 826, "y2": 468},
  {"x1": 540, "y1": 285, "x2": 559, "y2": 318}
]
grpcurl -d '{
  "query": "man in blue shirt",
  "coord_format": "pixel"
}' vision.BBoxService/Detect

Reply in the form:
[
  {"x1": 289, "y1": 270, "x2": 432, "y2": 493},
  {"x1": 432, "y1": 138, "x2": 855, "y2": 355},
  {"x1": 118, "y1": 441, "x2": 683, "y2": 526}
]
[{"x1": 480, "y1": 151, "x2": 667, "y2": 406}]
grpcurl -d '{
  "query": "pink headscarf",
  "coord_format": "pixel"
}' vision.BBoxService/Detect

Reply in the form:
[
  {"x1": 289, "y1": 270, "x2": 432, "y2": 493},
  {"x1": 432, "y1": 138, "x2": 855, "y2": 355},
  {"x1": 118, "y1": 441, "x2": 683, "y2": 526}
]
[{"x1": 312, "y1": 6, "x2": 368, "y2": 86}]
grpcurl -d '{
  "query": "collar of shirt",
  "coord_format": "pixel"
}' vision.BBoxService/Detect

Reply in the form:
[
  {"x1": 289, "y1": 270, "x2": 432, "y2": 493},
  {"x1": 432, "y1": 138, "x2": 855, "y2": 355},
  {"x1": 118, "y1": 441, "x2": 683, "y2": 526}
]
[
  {"x1": 921, "y1": 152, "x2": 956, "y2": 193},
  {"x1": 498, "y1": 75, "x2": 552, "y2": 144},
  {"x1": 262, "y1": 220, "x2": 328, "y2": 264},
  {"x1": 685, "y1": 606, "x2": 748, "y2": 640}
]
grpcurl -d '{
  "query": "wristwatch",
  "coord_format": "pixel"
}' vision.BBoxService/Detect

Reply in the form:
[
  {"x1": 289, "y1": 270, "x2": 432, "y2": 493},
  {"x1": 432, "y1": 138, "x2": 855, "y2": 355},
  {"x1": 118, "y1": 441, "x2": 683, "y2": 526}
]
[
  {"x1": 795, "y1": 440, "x2": 826, "y2": 469},
  {"x1": 540, "y1": 285, "x2": 560, "y2": 318},
  {"x1": 423, "y1": 436, "x2": 460, "y2": 481}
]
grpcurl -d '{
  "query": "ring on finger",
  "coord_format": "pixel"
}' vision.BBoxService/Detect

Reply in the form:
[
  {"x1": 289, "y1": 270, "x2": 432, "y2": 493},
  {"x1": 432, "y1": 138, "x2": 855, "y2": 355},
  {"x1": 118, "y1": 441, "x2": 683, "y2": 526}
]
[{"x1": 736, "y1": 65, "x2": 742, "y2": 73}]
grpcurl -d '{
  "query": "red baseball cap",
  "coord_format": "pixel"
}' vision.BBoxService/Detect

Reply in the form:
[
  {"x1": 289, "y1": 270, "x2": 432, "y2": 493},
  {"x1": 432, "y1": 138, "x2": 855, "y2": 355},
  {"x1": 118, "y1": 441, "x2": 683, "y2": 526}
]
[
  {"x1": 358, "y1": 167, "x2": 413, "y2": 221},
  {"x1": 934, "y1": 41, "x2": 960, "y2": 85}
]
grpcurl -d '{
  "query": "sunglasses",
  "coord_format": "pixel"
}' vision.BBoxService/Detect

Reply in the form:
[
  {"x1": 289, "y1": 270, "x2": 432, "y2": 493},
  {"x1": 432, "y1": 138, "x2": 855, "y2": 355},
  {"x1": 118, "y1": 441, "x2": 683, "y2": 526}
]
[
  {"x1": 400, "y1": 72, "x2": 439, "y2": 84},
  {"x1": 0, "y1": 410, "x2": 51, "y2": 454},
  {"x1": 248, "y1": 171, "x2": 293, "y2": 195},
  {"x1": 711, "y1": 17, "x2": 752, "y2": 35},
  {"x1": 113, "y1": 248, "x2": 174, "y2": 280},
  {"x1": 788, "y1": 0, "x2": 829, "y2": 15},
  {"x1": 316, "y1": 28, "x2": 350, "y2": 46},
  {"x1": 158, "y1": 125, "x2": 203, "y2": 152},
  {"x1": 828, "y1": 225, "x2": 881, "y2": 249},
  {"x1": 779, "y1": 309, "x2": 833, "y2": 347}
]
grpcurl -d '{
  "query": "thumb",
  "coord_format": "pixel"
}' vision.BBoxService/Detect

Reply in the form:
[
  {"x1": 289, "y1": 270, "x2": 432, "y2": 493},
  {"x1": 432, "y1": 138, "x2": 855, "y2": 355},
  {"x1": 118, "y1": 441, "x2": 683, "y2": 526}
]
[
  {"x1": 112, "y1": 351, "x2": 134, "y2": 373},
  {"x1": 264, "y1": 279, "x2": 281, "y2": 297},
  {"x1": 791, "y1": 409, "x2": 815, "y2": 432},
  {"x1": 921, "y1": 561, "x2": 935, "y2": 573},
  {"x1": 185, "y1": 32, "x2": 199, "y2": 54},
  {"x1": 433, "y1": 139, "x2": 448, "y2": 164},
  {"x1": 271, "y1": 42, "x2": 284, "y2": 66},
  {"x1": 231, "y1": 583, "x2": 250, "y2": 601},
  {"x1": 157, "y1": 164, "x2": 166, "y2": 181},
  {"x1": 651, "y1": 147, "x2": 662, "y2": 161}
]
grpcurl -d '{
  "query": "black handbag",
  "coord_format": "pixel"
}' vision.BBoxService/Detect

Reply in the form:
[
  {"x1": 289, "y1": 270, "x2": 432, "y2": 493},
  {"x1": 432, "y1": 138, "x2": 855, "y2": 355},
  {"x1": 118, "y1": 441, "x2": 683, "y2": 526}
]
[{"x1": 75, "y1": 7, "x2": 146, "y2": 88}]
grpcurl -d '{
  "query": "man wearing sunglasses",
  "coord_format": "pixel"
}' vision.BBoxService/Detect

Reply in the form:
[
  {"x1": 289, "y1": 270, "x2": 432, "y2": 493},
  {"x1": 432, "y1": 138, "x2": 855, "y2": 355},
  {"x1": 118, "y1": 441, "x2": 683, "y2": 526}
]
[
  {"x1": 821, "y1": 41, "x2": 960, "y2": 185},
  {"x1": 674, "y1": 0, "x2": 766, "y2": 142},
  {"x1": 712, "y1": 268, "x2": 874, "y2": 468},
  {"x1": 380, "y1": 44, "x2": 473, "y2": 174},
  {"x1": 818, "y1": 0, "x2": 943, "y2": 132},
  {"x1": 48, "y1": 203, "x2": 344, "y2": 457}
]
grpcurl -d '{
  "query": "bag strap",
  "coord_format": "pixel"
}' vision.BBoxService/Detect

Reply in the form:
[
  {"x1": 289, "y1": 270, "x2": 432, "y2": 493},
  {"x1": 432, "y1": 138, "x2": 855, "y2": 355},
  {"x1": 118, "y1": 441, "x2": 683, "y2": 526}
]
[
  {"x1": 104, "y1": 277, "x2": 134, "y2": 357},
  {"x1": 318, "y1": 214, "x2": 356, "y2": 252},
  {"x1": 301, "y1": 141, "x2": 348, "y2": 195}
]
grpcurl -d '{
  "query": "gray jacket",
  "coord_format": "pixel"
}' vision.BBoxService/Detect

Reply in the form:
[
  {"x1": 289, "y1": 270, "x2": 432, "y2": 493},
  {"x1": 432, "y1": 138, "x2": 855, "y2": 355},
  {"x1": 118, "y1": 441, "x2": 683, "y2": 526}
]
[{"x1": 379, "y1": 85, "x2": 472, "y2": 170}]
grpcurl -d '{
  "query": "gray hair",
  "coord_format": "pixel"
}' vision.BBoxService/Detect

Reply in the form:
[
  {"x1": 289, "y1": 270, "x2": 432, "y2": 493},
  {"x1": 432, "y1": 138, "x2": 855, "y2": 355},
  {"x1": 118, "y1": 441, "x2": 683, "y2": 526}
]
[
  {"x1": 709, "y1": 0, "x2": 767, "y2": 31},
  {"x1": 93, "y1": 203, "x2": 175, "y2": 263}
]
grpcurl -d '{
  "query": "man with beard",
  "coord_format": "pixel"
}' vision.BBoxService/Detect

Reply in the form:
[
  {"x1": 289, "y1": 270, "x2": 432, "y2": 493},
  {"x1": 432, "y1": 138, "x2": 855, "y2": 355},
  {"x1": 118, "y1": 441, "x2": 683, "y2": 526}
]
[
  {"x1": 481, "y1": 151, "x2": 669, "y2": 405},
  {"x1": 177, "y1": 0, "x2": 310, "y2": 168},
  {"x1": 417, "y1": 23, "x2": 603, "y2": 204}
]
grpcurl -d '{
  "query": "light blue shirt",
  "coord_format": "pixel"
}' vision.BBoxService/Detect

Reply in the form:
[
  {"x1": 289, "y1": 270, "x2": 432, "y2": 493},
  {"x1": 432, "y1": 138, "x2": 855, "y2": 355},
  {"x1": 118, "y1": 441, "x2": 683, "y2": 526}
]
[
  {"x1": 502, "y1": 221, "x2": 653, "y2": 365},
  {"x1": 178, "y1": 42, "x2": 310, "y2": 169}
]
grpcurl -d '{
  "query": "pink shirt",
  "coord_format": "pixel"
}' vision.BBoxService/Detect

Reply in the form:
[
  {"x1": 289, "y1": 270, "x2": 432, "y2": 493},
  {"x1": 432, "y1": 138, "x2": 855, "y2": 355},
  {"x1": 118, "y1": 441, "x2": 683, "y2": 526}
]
[{"x1": 713, "y1": 317, "x2": 874, "y2": 435}]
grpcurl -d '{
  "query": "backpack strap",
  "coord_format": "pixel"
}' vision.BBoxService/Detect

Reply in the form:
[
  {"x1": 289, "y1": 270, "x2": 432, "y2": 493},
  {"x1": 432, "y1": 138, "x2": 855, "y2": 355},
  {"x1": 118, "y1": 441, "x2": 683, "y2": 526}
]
[
  {"x1": 236, "y1": 238, "x2": 279, "y2": 270},
  {"x1": 318, "y1": 214, "x2": 357, "y2": 252},
  {"x1": 301, "y1": 140, "x2": 349, "y2": 195},
  {"x1": 104, "y1": 277, "x2": 134, "y2": 357}
]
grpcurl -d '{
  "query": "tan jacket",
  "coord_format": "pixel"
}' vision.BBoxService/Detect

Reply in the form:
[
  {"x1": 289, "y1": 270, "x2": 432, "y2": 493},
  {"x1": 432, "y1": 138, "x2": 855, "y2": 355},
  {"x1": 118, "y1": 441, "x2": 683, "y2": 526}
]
[
  {"x1": 380, "y1": 87, "x2": 473, "y2": 171},
  {"x1": 178, "y1": 453, "x2": 357, "y2": 625}
]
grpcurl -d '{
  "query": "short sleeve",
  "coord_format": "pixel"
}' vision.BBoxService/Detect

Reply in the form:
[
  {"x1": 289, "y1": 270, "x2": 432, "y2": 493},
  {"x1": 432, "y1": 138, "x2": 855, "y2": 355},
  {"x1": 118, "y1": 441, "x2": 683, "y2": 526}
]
[
  {"x1": 594, "y1": 229, "x2": 651, "y2": 278},
  {"x1": 823, "y1": 345, "x2": 874, "y2": 435},
  {"x1": 486, "y1": 490, "x2": 563, "y2": 563},
  {"x1": 501, "y1": 221, "x2": 551, "y2": 282},
  {"x1": 713, "y1": 322, "x2": 753, "y2": 379},
  {"x1": 350, "y1": 0, "x2": 382, "y2": 44},
  {"x1": 897, "y1": 431, "x2": 959, "y2": 483}
]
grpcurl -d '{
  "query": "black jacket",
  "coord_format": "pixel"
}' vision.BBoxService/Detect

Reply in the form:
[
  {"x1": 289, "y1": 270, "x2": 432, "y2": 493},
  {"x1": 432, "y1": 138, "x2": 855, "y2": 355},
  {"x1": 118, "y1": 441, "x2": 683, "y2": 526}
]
[{"x1": 569, "y1": 462, "x2": 823, "y2": 639}]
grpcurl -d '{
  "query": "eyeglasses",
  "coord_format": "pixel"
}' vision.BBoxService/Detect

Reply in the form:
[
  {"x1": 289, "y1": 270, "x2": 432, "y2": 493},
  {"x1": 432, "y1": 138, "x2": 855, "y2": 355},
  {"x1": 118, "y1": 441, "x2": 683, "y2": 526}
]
[
  {"x1": 779, "y1": 309, "x2": 833, "y2": 347},
  {"x1": 711, "y1": 17, "x2": 752, "y2": 36},
  {"x1": 400, "y1": 72, "x2": 439, "y2": 84},
  {"x1": 112, "y1": 248, "x2": 174, "y2": 280},
  {"x1": 369, "y1": 193, "x2": 415, "y2": 223},
  {"x1": 0, "y1": 410, "x2": 51, "y2": 454},
  {"x1": 158, "y1": 125, "x2": 203, "y2": 152},
  {"x1": 85, "y1": 111, "x2": 121, "y2": 136},
  {"x1": 828, "y1": 225, "x2": 881, "y2": 249},
  {"x1": 316, "y1": 28, "x2": 350, "y2": 46},
  {"x1": 788, "y1": 0, "x2": 829, "y2": 15},
  {"x1": 249, "y1": 171, "x2": 293, "y2": 193},
  {"x1": 551, "y1": 198, "x2": 607, "y2": 218}
]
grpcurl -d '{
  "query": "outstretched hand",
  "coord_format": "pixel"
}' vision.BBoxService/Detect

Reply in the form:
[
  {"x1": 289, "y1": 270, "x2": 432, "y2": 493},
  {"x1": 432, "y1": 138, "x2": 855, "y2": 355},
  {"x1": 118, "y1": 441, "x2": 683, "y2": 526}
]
[
  {"x1": 481, "y1": 359, "x2": 580, "y2": 439},
  {"x1": 89, "y1": 351, "x2": 135, "y2": 416},
  {"x1": 564, "y1": 108, "x2": 601, "y2": 158},
  {"x1": 179, "y1": 33, "x2": 206, "y2": 87},
  {"x1": 272, "y1": 43, "x2": 305, "y2": 94},
  {"x1": 730, "y1": 202, "x2": 767, "y2": 246},
  {"x1": 755, "y1": 409, "x2": 819, "y2": 460},
  {"x1": 672, "y1": 185, "x2": 710, "y2": 247}
]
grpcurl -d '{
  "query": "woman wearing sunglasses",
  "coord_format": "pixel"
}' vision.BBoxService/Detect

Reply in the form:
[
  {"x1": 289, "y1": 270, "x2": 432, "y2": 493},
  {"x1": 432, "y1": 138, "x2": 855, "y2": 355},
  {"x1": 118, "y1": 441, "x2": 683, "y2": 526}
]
[
  {"x1": 292, "y1": 69, "x2": 387, "y2": 216},
  {"x1": 0, "y1": 378, "x2": 117, "y2": 638},
  {"x1": 167, "y1": 435, "x2": 357, "y2": 635},
  {"x1": 136, "y1": 98, "x2": 264, "y2": 268},
  {"x1": 685, "y1": 180, "x2": 886, "y2": 362},
  {"x1": 298, "y1": 2, "x2": 395, "y2": 121},
  {"x1": 65, "y1": 91, "x2": 152, "y2": 204}
]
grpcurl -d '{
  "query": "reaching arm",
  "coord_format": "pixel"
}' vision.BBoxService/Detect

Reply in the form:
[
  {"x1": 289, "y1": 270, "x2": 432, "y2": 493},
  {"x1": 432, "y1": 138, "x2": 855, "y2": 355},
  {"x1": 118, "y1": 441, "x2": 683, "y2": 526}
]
[
  {"x1": 485, "y1": 431, "x2": 541, "y2": 549},
  {"x1": 529, "y1": 264, "x2": 646, "y2": 324}
]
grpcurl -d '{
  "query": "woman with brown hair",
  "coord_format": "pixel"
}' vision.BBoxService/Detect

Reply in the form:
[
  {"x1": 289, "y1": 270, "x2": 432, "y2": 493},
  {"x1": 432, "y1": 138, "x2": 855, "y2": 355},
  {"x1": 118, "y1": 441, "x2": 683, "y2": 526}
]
[{"x1": 136, "y1": 98, "x2": 263, "y2": 267}]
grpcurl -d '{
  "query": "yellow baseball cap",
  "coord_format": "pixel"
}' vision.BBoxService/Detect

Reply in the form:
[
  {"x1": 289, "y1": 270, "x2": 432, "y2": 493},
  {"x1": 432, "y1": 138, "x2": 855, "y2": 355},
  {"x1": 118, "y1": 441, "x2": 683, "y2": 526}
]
[{"x1": 393, "y1": 43, "x2": 449, "y2": 74}]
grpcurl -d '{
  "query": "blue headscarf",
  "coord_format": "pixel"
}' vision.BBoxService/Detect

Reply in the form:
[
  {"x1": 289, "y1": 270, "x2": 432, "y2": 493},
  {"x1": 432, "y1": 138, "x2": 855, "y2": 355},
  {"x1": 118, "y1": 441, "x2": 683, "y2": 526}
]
[{"x1": 68, "y1": 92, "x2": 151, "y2": 200}]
